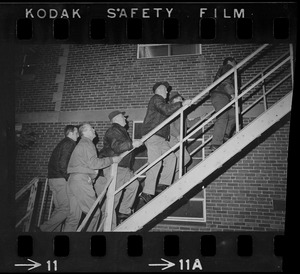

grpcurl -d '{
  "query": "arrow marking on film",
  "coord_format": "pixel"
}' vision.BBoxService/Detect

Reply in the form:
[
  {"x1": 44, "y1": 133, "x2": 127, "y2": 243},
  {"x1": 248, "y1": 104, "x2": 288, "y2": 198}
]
[
  {"x1": 149, "y1": 258, "x2": 175, "y2": 271},
  {"x1": 15, "y1": 258, "x2": 41, "y2": 271}
]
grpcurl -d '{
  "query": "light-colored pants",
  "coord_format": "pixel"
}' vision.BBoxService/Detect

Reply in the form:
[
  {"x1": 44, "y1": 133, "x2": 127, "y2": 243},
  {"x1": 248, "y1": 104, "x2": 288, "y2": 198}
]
[
  {"x1": 169, "y1": 136, "x2": 191, "y2": 170},
  {"x1": 40, "y1": 178, "x2": 69, "y2": 232},
  {"x1": 168, "y1": 135, "x2": 191, "y2": 181},
  {"x1": 64, "y1": 173, "x2": 100, "y2": 232},
  {"x1": 143, "y1": 135, "x2": 177, "y2": 195},
  {"x1": 211, "y1": 93, "x2": 236, "y2": 146},
  {"x1": 94, "y1": 166, "x2": 139, "y2": 230}
]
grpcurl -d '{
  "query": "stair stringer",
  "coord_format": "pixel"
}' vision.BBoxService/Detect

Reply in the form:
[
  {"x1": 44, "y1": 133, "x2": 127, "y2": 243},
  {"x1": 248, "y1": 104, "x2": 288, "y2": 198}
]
[{"x1": 115, "y1": 92, "x2": 293, "y2": 232}]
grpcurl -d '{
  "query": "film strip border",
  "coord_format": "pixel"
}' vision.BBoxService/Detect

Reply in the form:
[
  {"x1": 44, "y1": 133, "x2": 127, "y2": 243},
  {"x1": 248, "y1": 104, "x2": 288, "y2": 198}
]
[
  {"x1": 13, "y1": 232, "x2": 284, "y2": 272},
  {"x1": 0, "y1": 2, "x2": 295, "y2": 272},
  {"x1": 0, "y1": 3, "x2": 297, "y2": 43}
]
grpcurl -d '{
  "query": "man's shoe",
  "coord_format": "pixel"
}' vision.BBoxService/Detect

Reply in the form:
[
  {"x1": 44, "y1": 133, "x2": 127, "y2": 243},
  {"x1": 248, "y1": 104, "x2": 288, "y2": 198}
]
[
  {"x1": 155, "y1": 184, "x2": 169, "y2": 196},
  {"x1": 117, "y1": 213, "x2": 131, "y2": 225},
  {"x1": 210, "y1": 144, "x2": 221, "y2": 152},
  {"x1": 223, "y1": 134, "x2": 230, "y2": 143},
  {"x1": 135, "y1": 192, "x2": 153, "y2": 211}
]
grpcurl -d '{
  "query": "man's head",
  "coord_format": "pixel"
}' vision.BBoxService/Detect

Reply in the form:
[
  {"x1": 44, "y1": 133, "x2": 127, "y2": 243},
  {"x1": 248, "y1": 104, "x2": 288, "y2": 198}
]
[
  {"x1": 108, "y1": 110, "x2": 127, "y2": 127},
  {"x1": 223, "y1": 57, "x2": 237, "y2": 67},
  {"x1": 153, "y1": 81, "x2": 172, "y2": 99},
  {"x1": 64, "y1": 125, "x2": 79, "y2": 141},
  {"x1": 169, "y1": 92, "x2": 184, "y2": 104},
  {"x1": 79, "y1": 123, "x2": 96, "y2": 140}
]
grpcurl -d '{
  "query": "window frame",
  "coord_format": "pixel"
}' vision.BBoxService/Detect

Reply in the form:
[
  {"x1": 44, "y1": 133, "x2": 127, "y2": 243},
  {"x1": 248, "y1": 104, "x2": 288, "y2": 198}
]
[{"x1": 137, "y1": 44, "x2": 202, "y2": 59}]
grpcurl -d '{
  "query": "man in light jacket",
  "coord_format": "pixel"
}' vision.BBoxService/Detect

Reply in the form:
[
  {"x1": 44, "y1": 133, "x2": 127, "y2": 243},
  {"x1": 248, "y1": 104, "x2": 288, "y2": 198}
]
[{"x1": 64, "y1": 123, "x2": 121, "y2": 232}]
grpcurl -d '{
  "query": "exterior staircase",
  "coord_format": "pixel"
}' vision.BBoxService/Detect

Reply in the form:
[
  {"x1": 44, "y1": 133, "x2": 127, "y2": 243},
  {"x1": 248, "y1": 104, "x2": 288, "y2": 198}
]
[
  {"x1": 115, "y1": 91, "x2": 292, "y2": 231},
  {"x1": 16, "y1": 43, "x2": 294, "y2": 233}
]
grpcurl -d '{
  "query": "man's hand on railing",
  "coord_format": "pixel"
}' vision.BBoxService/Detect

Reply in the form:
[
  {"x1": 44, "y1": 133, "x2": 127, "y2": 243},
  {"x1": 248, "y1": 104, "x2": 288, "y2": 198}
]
[
  {"x1": 132, "y1": 139, "x2": 143, "y2": 148},
  {"x1": 182, "y1": 99, "x2": 192, "y2": 106},
  {"x1": 230, "y1": 94, "x2": 236, "y2": 108},
  {"x1": 112, "y1": 156, "x2": 122, "y2": 163}
]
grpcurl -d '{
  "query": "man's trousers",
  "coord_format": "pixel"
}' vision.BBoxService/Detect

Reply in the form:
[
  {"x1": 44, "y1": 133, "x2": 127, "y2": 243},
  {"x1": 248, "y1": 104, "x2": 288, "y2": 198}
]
[
  {"x1": 94, "y1": 167, "x2": 139, "y2": 230},
  {"x1": 40, "y1": 178, "x2": 69, "y2": 232},
  {"x1": 211, "y1": 93, "x2": 236, "y2": 146},
  {"x1": 168, "y1": 135, "x2": 191, "y2": 182},
  {"x1": 143, "y1": 135, "x2": 177, "y2": 195},
  {"x1": 64, "y1": 173, "x2": 100, "y2": 232}
]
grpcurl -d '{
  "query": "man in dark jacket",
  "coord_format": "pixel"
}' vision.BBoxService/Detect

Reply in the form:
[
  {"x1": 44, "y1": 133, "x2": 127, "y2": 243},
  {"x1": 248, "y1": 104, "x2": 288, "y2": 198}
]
[
  {"x1": 96, "y1": 111, "x2": 142, "y2": 228},
  {"x1": 136, "y1": 82, "x2": 191, "y2": 210},
  {"x1": 39, "y1": 125, "x2": 79, "y2": 232},
  {"x1": 210, "y1": 57, "x2": 237, "y2": 151}
]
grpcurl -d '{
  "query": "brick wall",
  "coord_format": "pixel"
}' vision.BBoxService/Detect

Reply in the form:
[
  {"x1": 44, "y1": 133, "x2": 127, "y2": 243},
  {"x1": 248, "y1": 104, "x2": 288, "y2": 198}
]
[
  {"x1": 152, "y1": 119, "x2": 289, "y2": 232},
  {"x1": 15, "y1": 45, "x2": 63, "y2": 113},
  {"x1": 15, "y1": 121, "x2": 111, "y2": 192},
  {"x1": 15, "y1": 43, "x2": 291, "y2": 231},
  {"x1": 59, "y1": 43, "x2": 290, "y2": 111},
  {"x1": 15, "y1": 43, "x2": 291, "y2": 112},
  {"x1": 205, "y1": 121, "x2": 288, "y2": 231}
]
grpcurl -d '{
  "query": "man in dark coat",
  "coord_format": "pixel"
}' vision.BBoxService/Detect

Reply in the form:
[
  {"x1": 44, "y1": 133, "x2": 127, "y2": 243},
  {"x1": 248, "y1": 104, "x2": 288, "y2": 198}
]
[
  {"x1": 210, "y1": 57, "x2": 237, "y2": 151},
  {"x1": 136, "y1": 82, "x2": 191, "y2": 210},
  {"x1": 39, "y1": 125, "x2": 79, "y2": 232},
  {"x1": 96, "y1": 111, "x2": 143, "y2": 228}
]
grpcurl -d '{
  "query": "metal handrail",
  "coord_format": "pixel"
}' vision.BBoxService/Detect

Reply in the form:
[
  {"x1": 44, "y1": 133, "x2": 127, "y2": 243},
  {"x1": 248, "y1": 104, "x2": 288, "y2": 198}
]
[
  {"x1": 112, "y1": 53, "x2": 292, "y2": 197},
  {"x1": 16, "y1": 211, "x2": 31, "y2": 228},
  {"x1": 241, "y1": 73, "x2": 292, "y2": 115},
  {"x1": 77, "y1": 177, "x2": 113, "y2": 232},
  {"x1": 185, "y1": 50, "x2": 290, "y2": 133},
  {"x1": 187, "y1": 110, "x2": 215, "y2": 135},
  {"x1": 190, "y1": 136, "x2": 213, "y2": 157},
  {"x1": 15, "y1": 177, "x2": 39, "y2": 200},
  {"x1": 240, "y1": 51, "x2": 290, "y2": 91},
  {"x1": 37, "y1": 178, "x2": 48, "y2": 227},
  {"x1": 117, "y1": 43, "x2": 270, "y2": 161},
  {"x1": 48, "y1": 194, "x2": 54, "y2": 220},
  {"x1": 78, "y1": 43, "x2": 293, "y2": 232},
  {"x1": 15, "y1": 177, "x2": 39, "y2": 231},
  {"x1": 111, "y1": 45, "x2": 292, "y2": 224}
]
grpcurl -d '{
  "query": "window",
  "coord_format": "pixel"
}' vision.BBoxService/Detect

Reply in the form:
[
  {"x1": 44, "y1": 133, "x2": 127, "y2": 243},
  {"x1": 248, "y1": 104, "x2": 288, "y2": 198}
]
[
  {"x1": 18, "y1": 46, "x2": 39, "y2": 80},
  {"x1": 137, "y1": 44, "x2": 202, "y2": 59},
  {"x1": 132, "y1": 121, "x2": 206, "y2": 223},
  {"x1": 21, "y1": 54, "x2": 37, "y2": 75}
]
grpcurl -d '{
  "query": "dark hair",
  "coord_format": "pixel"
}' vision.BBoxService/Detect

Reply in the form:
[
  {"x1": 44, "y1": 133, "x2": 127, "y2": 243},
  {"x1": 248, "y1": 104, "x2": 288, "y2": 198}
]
[
  {"x1": 223, "y1": 57, "x2": 236, "y2": 66},
  {"x1": 64, "y1": 125, "x2": 77, "y2": 137}
]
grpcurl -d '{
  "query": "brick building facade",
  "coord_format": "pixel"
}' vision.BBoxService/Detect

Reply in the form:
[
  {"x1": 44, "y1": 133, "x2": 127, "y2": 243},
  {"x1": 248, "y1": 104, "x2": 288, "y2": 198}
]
[{"x1": 15, "y1": 43, "x2": 291, "y2": 232}]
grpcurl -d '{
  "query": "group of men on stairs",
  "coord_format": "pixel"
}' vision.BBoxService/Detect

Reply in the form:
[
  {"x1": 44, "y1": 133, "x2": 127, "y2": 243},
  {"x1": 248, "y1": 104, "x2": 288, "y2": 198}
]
[{"x1": 35, "y1": 57, "x2": 237, "y2": 232}]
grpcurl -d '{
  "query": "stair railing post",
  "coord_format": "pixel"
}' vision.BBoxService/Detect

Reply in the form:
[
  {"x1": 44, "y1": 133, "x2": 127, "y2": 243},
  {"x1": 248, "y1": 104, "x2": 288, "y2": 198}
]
[
  {"x1": 178, "y1": 108, "x2": 184, "y2": 179},
  {"x1": 290, "y1": 43, "x2": 294, "y2": 89},
  {"x1": 234, "y1": 67, "x2": 240, "y2": 133},
  {"x1": 37, "y1": 178, "x2": 48, "y2": 227},
  {"x1": 103, "y1": 163, "x2": 118, "y2": 231},
  {"x1": 48, "y1": 194, "x2": 54, "y2": 220},
  {"x1": 261, "y1": 72, "x2": 268, "y2": 111},
  {"x1": 23, "y1": 179, "x2": 39, "y2": 232}
]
